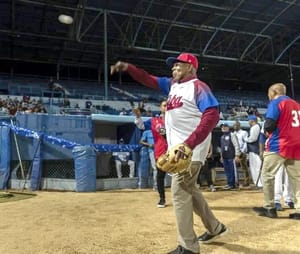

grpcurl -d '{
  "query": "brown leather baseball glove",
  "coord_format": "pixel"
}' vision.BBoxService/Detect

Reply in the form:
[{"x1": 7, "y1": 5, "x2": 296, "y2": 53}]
[{"x1": 156, "y1": 143, "x2": 192, "y2": 174}]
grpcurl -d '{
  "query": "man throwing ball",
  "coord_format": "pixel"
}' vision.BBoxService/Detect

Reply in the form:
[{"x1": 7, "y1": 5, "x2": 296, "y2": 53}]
[{"x1": 111, "y1": 53, "x2": 228, "y2": 254}]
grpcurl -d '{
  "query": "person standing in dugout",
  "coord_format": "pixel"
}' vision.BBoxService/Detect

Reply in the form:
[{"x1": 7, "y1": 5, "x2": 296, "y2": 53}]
[
  {"x1": 139, "y1": 129, "x2": 158, "y2": 190},
  {"x1": 233, "y1": 120, "x2": 251, "y2": 187},
  {"x1": 253, "y1": 83, "x2": 300, "y2": 219},
  {"x1": 244, "y1": 115, "x2": 263, "y2": 187},
  {"x1": 220, "y1": 123, "x2": 241, "y2": 190},
  {"x1": 111, "y1": 53, "x2": 228, "y2": 254},
  {"x1": 134, "y1": 100, "x2": 169, "y2": 208},
  {"x1": 198, "y1": 142, "x2": 217, "y2": 192}
]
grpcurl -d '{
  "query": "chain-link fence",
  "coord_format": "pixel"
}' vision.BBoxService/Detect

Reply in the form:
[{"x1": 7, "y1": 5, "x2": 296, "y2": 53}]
[
  {"x1": 42, "y1": 160, "x2": 75, "y2": 179},
  {"x1": 10, "y1": 159, "x2": 75, "y2": 180},
  {"x1": 10, "y1": 155, "x2": 134, "y2": 181}
]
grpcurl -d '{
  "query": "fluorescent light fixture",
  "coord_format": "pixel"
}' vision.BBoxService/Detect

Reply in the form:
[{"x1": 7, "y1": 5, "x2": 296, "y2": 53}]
[{"x1": 58, "y1": 14, "x2": 74, "y2": 25}]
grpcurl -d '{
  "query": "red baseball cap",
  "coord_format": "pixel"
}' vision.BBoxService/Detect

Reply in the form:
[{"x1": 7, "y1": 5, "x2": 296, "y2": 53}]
[{"x1": 166, "y1": 53, "x2": 198, "y2": 70}]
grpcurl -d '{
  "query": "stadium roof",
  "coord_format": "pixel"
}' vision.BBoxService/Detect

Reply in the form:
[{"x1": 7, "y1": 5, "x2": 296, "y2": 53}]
[{"x1": 0, "y1": 0, "x2": 300, "y2": 93}]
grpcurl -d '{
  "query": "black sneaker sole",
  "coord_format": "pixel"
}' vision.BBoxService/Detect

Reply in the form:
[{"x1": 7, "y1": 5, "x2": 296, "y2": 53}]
[
  {"x1": 289, "y1": 213, "x2": 300, "y2": 219},
  {"x1": 199, "y1": 226, "x2": 229, "y2": 244},
  {"x1": 253, "y1": 207, "x2": 278, "y2": 218}
]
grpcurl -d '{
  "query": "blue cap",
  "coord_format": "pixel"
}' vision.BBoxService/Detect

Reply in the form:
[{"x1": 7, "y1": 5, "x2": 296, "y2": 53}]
[
  {"x1": 248, "y1": 115, "x2": 257, "y2": 121},
  {"x1": 220, "y1": 123, "x2": 229, "y2": 128}
]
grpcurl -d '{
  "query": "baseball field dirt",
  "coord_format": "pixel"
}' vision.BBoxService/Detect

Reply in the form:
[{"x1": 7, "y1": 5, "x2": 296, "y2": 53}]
[{"x1": 0, "y1": 186, "x2": 299, "y2": 254}]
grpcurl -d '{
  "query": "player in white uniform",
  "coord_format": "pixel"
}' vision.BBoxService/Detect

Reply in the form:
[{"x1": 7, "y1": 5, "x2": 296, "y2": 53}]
[
  {"x1": 244, "y1": 115, "x2": 262, "y2": 187},
  {"x1": 112, "y1": 139, "x2": 135, "y2": 178},
  {"x1": 233, "y1": 121, "x2": 250, "y2": 186}
]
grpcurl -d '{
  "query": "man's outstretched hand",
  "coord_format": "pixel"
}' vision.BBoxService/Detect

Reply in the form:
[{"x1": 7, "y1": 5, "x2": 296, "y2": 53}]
[{"x1": 110, "y1": 61, "x2": 129, "y2": 75}]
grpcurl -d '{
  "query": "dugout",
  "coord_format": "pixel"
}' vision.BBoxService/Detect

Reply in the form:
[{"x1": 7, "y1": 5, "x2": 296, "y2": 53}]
[
  {"x1": 0, "y1": 112, "x2": 251, "y2": 192},
  {"x1": 0, "y1": 112, "x2": 146, "y2": 191}
]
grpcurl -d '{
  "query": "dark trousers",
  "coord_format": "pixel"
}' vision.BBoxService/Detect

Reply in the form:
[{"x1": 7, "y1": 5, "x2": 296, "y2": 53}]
[
  {"x1": 157, "y1": 167, "x2": 166, "y2": 200},
  {"x1": 198, "y1": 159, "x2": 214, "y2": 186},
  {"x1": 223, "y1": 158, "x2": 236, "y2": 187}
]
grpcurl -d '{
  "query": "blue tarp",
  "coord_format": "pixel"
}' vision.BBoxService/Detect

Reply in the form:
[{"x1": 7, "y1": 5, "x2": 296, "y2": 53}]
[
  {"x1": 137, "y1": 146, "x2": 150, "y2": 188},
  {"x1": 72, "y1": 146, "x2": 96, "y2": 192},
  {"x1": 0, "y1": 126, "x2": 11, "y2": 189},
  {"x1": 30, "y1": 138, "x2": 42, "y2": 191}
]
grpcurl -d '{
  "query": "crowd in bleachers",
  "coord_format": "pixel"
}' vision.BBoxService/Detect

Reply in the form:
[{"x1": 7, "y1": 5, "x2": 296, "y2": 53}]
[
  {"x1": 118, "y1": 100, "x2": 158, "y2": 117},
  {"x1": 221, "y1": 104, "x2": 265, "y2": 121},
  {"x1": 2, "y1": 75, "x2": 297, "y2": 119},
  {"x1": 0, "y1": 96, "x2": 47, "y2": 116}
]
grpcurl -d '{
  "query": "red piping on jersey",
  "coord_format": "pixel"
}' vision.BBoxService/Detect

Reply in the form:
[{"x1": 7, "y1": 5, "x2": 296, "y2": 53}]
[{"x1": 184, "y1": 107, "x2": 220, "y2": 149}]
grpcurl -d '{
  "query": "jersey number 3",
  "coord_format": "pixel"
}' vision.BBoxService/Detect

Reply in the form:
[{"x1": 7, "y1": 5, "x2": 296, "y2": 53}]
[{"x1": 291, "y1": 110, "x2": 300, "y2": 127}]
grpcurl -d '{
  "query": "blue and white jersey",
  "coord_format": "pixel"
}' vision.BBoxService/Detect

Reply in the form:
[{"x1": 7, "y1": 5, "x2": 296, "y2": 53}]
[{"x1": 157, "y1": 76, "x2": 219, "y2": 162}]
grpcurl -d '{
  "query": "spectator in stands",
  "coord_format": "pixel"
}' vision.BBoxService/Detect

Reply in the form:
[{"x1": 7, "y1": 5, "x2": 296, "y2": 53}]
[
  {"x1": 244, "y1": 115, "x2": 262, "y2": 187},
  {"x1": 233, "y1": 121, "x2": 250, "y2": 187},
  {"x1": 220, "y1": 123, "x2": 241, "y2": 190},
  {"x1": 145, "y1": 107, "x2": 153, "y2": 117},
  {"x1": 119, "y1": 107, "x2": 128, "y2": 116},
  {"x1": 247, "y1": 106, "x2": 256, "y2": 116},
  {"x1": 90, "y1": 105, "x2": 97, "y2": 114},
  {"x1": 63, "y1": 97, "x2": 71, "y2": 108},
  {"x1": 34, "y1": 103, "x2": 47, "y2": 113},
  {"x1": 112, "y1": 138, "x2": 135, "y2": 178},
  {"x1": 85, "y1": 100, "x2": 92, "y2": 109},
  {"x1": 140, "y1": 129, "x2": 157, "y2": 190},
  {"x1": 8, "y1": 104, "x2": 18, "y2": 115}
]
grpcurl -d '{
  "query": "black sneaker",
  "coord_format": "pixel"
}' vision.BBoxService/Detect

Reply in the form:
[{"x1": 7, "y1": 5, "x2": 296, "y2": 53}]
[
  {"x1": 167, "y1": 245, "x2": 199, "y2": 254},
  {"x1": 157, "y1": 199, "x2": 166, "y2": 208},
  {"x1": 285, "y1": 201, "x2": 295, "y2": 209},
  {"x1": 253, "y1": 207, "x2": 278, "y2": 218},
  {"x1": 198, "y1": 223, "x2": 228, "y2": 244},
  {"x1": 289, "y1": 213, "x2": 300, "y2": 220}
]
